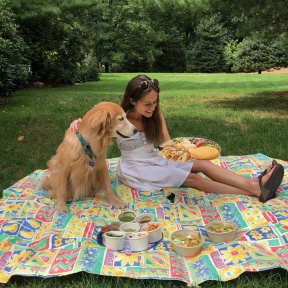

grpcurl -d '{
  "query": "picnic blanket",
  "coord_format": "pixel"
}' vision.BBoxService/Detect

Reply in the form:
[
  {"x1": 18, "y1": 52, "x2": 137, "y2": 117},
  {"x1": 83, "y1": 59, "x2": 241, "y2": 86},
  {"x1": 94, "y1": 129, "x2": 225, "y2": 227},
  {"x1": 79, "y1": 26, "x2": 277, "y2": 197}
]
[{"x1": 0, "y1": 153, "x2": 287, "y2": 286}]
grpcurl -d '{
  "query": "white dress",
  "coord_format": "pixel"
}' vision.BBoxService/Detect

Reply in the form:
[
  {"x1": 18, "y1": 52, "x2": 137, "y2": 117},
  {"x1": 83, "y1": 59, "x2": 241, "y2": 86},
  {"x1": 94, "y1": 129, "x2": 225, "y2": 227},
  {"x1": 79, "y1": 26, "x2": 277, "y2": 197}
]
[{"x1": 116, "y1": 132, "x2": 194, "y2": 192}]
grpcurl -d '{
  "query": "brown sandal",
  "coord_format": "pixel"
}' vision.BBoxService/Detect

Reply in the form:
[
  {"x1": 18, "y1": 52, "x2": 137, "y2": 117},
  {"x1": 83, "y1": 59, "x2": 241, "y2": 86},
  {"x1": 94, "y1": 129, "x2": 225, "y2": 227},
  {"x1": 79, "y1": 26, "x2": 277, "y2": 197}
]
[{"x1": 258, "y1": 160, "x2": 284, "y2": 203}]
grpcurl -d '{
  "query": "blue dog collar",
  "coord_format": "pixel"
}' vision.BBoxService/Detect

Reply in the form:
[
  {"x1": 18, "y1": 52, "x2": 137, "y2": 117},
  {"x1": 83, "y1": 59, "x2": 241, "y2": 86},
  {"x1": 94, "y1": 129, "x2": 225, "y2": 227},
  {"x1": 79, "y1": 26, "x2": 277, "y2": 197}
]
[{"x1": 76, "y1": 131, "x2": 96, "y2": 167}]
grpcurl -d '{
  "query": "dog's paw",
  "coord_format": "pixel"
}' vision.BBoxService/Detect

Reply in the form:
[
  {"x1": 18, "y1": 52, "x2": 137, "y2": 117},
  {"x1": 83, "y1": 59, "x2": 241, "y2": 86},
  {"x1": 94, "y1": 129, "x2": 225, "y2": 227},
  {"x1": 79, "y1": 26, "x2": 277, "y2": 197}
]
[
  {"x1": 56, "y1": 203, "x2": 69, "y2": 213},
  {"x1": 107, "y1": 196, "x2": 127, "y2": 209}
]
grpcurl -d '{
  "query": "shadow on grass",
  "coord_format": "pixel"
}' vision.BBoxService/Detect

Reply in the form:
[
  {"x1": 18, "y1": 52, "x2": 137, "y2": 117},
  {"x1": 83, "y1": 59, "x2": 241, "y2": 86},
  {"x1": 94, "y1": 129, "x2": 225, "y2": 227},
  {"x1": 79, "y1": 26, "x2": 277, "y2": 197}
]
[
  {"x1": 209, "y1": 92, "x2": 288, "y2": 113},
  {"x1": 167, "y1": 110, "x2": 288, "y2": 160}
]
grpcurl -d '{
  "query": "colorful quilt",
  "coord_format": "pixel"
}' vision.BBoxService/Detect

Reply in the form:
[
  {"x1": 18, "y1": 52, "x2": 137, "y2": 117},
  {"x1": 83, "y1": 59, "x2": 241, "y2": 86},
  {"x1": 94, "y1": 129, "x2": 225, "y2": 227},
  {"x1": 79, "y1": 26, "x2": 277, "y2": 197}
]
[{"x1": 0, "y1": 153, "x2": 288, "y2": 286}]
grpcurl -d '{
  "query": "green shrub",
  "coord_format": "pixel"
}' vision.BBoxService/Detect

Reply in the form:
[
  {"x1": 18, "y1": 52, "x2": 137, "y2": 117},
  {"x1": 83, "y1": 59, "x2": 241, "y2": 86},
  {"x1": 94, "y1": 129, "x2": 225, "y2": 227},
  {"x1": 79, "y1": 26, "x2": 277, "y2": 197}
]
[
  {"x1": 78, "y1": 52, "x2": 100, "y2": 82},
  {"x1": 0, "y1": 0, "x2": 30, "y2": 97}
]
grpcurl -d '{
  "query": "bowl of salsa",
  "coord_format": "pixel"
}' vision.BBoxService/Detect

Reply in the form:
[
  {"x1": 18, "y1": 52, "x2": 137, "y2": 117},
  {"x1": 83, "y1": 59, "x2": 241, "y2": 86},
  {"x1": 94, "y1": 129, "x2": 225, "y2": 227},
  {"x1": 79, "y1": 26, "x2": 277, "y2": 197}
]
[{"x1": 141, "y1": 222, "x2": 162, "y2": 243}]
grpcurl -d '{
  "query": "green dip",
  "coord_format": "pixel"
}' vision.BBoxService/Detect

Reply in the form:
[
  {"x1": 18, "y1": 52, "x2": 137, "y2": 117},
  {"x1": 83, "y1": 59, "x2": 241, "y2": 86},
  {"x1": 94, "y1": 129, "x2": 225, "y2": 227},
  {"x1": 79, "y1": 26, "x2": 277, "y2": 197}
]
[
  {"x1": 106, "y1": 232, "x2": 123, "y2": 237},
  {"x1": 123, "y1": 228, "x2": 136, "y2": 232},
  {"x1": 120, "y1": 216, "x2": 135, "y2": 222}
]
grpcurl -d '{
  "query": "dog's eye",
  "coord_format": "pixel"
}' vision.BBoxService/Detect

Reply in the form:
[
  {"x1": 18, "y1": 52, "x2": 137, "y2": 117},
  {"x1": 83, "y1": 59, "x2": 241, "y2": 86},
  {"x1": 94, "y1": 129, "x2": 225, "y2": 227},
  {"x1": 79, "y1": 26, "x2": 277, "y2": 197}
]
[{"x1": 119, "y1": 117, "x2": 124, "y2": 121}]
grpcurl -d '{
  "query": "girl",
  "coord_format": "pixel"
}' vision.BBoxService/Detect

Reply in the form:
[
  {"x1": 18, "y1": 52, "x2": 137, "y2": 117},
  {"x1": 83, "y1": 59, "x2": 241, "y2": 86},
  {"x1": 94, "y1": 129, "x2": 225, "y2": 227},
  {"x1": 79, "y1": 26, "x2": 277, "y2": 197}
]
[{"x1": 70, "y1": 75, "x2": 284, "y2": 202}]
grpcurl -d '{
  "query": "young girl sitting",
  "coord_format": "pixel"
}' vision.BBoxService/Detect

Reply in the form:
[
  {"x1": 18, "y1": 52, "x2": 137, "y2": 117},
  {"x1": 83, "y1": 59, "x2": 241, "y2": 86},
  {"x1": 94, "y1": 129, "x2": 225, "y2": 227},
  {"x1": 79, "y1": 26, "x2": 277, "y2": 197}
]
[{"x1": 70, "y1": 75, "x2": 284, "y2": 203}]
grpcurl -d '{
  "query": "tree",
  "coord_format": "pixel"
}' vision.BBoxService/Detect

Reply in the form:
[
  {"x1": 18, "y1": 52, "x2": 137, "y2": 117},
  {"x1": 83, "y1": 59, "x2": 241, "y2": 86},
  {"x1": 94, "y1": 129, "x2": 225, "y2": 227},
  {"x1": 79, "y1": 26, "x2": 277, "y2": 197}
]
[
  {"x1": 210, "y1": 0, "x2": 288, "y2": 40},
  {"x1": 186, "y1": 13, "x2": 229, "y2": 72},
  {"x1": 0, "y1": 0, "x2": 30, "y2": 97},
  {"x1": 94, "y1": 0, "x2": 163, "y2": 72},
  {"x1": 8, "y1": 0, "x2": 100, "y2": 84},
  {"x1": 19, "y1": 15, "x2": 89, "y2": 84},
  {"x1": 153, "y1": 27, "x2": 186, "y2": 72},
  {"x1": 232, "y1": 38, "x2": 287, "y2": 74},
  {"x1": 224, "y1": 39, "x2": 239, "y2": 72}
]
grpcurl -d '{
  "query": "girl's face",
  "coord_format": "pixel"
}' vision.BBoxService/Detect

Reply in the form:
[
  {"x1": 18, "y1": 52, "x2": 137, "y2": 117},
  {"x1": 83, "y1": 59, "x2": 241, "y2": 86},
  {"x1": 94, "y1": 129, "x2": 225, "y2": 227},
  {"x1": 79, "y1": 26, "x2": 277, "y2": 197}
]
[{"x1": 131, "y1": 90, "x2": 158, "y2": 118}]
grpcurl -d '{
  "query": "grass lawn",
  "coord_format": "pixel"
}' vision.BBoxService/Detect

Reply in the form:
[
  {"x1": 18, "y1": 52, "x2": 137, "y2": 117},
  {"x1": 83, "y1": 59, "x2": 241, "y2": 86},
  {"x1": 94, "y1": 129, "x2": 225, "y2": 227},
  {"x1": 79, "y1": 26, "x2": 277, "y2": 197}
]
[{"x1": 1, "y1": 72, "x2": 288, "y2": 287}]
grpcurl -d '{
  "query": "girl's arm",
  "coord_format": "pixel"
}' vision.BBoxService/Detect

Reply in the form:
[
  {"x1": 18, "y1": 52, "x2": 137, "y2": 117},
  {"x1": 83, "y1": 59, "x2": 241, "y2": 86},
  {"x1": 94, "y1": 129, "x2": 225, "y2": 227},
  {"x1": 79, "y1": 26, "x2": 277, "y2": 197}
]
[{"x1": 160, "y1": 112, "x2": 171, "y2": 142}]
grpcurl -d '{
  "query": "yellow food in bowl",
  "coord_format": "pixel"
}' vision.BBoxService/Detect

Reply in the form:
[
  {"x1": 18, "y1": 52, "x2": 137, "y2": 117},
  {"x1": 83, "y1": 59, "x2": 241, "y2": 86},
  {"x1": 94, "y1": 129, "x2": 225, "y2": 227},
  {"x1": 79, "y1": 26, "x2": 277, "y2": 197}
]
[
  {"x1": 172, "y1": 233, "x2": 202, "y2": 247},
  {"x1": 207, "y1": 222, "x2": 235, "y2": 233}
]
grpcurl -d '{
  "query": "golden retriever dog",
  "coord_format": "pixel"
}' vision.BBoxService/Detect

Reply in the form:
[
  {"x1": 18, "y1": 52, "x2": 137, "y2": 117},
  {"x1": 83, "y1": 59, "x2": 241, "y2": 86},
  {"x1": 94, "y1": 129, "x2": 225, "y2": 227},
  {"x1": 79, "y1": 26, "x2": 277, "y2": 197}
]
[{"x1": 41, "y1": 102, "x2": 137, "y2": 213}]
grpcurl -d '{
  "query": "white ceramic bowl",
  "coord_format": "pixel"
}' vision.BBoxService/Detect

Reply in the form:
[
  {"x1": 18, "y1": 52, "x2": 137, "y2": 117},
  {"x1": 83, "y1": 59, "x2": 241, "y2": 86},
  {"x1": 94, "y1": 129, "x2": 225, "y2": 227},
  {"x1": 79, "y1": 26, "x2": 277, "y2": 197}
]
[
  {"x1": 141, "y1": 222, "x2": 162, "y2": 243},
  {"x1": 118, "y1": 211, "x2": 137, "y2": 225},
  {"x1": 119, "y1": 222, "x2": 140, "y2": 238},
  {"x1": 135, "y1": 213, "x2": 154, "y2": 228},
  {"x1": 171, "y1": 229, "x2": 204, "y2": 257},
  {"x1": 204, "y1": 221, "x2": 237, "y2": 243},
  {"x1": 103, "y1": 231, "x2": 126, "y2": 251},
  {"x1": 127, "y1": 231, "x2": 149, "y2": 252}
]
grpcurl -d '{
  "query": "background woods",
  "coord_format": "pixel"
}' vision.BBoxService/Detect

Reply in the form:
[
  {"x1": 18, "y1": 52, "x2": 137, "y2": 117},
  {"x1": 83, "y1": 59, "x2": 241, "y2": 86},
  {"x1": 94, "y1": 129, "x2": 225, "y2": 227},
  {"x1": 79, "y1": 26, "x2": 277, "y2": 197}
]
[{"x1": 1, "y1": 0, "x2": 288, "y2": 97}]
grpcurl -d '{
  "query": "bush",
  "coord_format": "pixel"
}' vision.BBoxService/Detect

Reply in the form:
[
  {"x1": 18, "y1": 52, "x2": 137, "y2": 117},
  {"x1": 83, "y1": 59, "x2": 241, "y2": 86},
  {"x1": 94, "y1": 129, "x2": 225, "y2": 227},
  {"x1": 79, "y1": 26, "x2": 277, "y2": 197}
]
[
  {"x1": 232, "y1": 38, "x2": 287, "y2": 74},
  {"x1": 78, "y1": 52, "x2": 100, "y2": 82},
  {"x1": 0, "y1": 0, "x2": 30, "y2": 97},
  {"x1": 19, "y1": 15, "x2": 91, "y2": 85},
  {"x1": 186, "y1": 13, "x2": 228, "y2": 73}
]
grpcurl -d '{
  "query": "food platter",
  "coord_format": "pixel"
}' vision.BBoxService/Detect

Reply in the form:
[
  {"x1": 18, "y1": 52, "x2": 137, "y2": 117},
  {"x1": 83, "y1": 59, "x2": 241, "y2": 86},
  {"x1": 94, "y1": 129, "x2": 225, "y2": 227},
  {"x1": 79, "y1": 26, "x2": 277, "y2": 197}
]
[{"x1": 158, "y1": 137, "x2": 221, "y2": 162}]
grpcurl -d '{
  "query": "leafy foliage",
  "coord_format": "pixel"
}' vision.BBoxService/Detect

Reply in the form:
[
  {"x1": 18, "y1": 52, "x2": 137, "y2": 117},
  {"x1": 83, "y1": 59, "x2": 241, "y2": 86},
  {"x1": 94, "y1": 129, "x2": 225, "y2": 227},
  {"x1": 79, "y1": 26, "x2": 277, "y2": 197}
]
[
  {"x1": 18, "y1": 10, "x2": 96, "y2": 84},
  {"x1": 1, "y1": 0, "x2": 288, "y2": 95},
  {"x1": 186, "y1": 13, "x2": 229, "y2": 72},
  {"x1": 224, "y1": 39, "x2": 239, "y2": 72},
  {"x1": 232, "y1": 38, "x2": 287, "y2": 74},
  {"x1": 153, "y1": 27, "x2": 186, "y2": 72},
  {"x1": 78, "y1": 52, "x2": 100, "y2": 82},
  {"x1": 0, "y1": 0, "x2": 30, "y2": 97}
]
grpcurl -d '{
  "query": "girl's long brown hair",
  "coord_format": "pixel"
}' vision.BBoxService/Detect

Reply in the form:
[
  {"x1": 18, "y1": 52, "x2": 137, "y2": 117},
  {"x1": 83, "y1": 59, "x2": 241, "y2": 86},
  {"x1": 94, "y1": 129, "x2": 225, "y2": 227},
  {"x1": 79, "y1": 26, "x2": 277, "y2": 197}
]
[{"x1": 120, "y1": 75, "x2": 163, "y2": 144}]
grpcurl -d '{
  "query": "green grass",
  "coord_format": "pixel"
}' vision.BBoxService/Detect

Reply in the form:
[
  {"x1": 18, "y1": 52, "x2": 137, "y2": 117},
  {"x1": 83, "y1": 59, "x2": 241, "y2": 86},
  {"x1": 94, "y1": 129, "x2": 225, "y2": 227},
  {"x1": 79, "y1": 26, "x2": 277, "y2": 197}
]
[{"x1": 1, "y1": 72, "x2": 288, "y2": 287}]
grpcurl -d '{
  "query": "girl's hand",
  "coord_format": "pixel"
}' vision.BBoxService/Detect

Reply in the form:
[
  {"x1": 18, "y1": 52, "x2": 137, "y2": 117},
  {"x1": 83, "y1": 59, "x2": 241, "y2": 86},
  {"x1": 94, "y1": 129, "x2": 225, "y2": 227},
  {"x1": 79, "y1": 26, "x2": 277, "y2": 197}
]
[{"x1": 69, "y1": 118, "x2": 82, "y2": 132}]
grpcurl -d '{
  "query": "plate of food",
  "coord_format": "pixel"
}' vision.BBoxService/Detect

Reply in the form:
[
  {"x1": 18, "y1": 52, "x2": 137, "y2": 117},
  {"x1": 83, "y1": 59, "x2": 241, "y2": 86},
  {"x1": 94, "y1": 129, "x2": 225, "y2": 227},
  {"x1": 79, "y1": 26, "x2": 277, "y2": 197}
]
[{"x1": 158, "y1": 137, "x2": 221, "y2": 162}]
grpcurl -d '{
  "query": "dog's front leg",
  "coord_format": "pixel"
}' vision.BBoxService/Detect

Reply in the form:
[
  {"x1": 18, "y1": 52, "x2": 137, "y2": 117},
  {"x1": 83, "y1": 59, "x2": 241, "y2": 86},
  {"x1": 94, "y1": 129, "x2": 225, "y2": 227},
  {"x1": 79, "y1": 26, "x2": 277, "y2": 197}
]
[
  {"x1": 50, "y1": 171, "x2": 70, "y2": 213},
  {"x1": 97, "y1": 163, "x2": 127, "y2": 209}
]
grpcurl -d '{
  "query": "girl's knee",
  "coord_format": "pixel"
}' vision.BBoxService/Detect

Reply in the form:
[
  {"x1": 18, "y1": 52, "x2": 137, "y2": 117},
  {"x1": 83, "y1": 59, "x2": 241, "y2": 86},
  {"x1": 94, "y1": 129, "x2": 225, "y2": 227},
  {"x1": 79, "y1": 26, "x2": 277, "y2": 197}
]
[
  {"x1": 183, "y1": 172, "x2": 204, "y2": 187},
  {"x1": 192, "y1": 160, "x2": 213, "y2": 173}
]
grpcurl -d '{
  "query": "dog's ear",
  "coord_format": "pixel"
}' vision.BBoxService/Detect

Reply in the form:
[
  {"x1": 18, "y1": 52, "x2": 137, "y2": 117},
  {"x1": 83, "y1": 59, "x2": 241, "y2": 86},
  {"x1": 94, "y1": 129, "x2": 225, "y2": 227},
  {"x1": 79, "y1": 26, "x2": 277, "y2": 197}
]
[
  {"x1": 81, "y1": 107, "x2": 112, "y2": 137},
  {"x1": 97, "y1": 111, "x2": 112, "y2": 136}
]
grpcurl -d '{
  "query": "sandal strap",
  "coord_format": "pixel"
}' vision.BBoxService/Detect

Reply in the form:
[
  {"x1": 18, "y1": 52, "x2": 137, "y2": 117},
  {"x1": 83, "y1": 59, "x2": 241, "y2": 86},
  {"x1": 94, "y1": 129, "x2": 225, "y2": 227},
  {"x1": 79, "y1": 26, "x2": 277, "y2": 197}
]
[{"x1": 258, "y1": 174, "x2": 269, "y2": 202}]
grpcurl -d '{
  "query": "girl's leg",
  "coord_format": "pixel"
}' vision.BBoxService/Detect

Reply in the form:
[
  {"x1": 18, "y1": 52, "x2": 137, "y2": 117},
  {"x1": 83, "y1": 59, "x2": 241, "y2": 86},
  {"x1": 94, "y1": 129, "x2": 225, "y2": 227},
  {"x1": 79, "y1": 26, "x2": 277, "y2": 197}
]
[{"x1": 182, "y1": 160, "x2": 274, "y2": 197}]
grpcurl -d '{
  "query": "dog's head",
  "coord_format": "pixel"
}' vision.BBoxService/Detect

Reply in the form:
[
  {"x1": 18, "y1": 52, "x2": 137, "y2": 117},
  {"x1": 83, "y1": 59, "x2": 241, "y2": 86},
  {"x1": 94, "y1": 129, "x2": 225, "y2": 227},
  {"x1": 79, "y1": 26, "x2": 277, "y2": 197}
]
[{"x1": 79, "y1": 102, "x2": 137, "y2": 139}]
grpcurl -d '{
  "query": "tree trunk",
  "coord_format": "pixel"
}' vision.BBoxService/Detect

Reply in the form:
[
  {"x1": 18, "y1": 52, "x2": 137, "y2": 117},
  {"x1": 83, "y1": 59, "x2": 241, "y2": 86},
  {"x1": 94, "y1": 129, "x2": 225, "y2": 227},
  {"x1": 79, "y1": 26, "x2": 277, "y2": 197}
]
[{"x1": 104, "y1": 62, "x2": 109, "y2": 73}]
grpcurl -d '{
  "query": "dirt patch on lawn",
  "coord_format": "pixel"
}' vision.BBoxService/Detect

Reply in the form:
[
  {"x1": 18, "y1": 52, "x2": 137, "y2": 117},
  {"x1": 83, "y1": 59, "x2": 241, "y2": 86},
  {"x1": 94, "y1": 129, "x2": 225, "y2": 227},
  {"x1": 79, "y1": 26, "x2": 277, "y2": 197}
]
[
  {"x1": 271, "y1": 91, "x2": 288, "y2": 98},
  {"x1": 0, "y1": 97, "x2": 8, "y2": 105},
  {"x1": 262, "y1": 67, "x2": 288, "y2": 74}
]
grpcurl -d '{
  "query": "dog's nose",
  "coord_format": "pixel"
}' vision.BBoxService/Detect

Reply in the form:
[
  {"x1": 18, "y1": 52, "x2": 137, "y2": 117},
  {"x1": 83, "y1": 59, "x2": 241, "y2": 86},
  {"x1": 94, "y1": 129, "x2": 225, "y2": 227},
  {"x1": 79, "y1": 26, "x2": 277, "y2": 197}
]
[{"x1": 133, "y1": 128, "x2": 138, "y2": 134}]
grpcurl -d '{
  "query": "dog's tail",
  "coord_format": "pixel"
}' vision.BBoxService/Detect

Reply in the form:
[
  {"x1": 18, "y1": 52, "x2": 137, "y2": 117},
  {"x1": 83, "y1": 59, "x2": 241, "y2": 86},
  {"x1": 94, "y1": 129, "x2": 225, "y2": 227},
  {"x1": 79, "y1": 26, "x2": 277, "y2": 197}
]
[{"x1": 41, "y1": 176, "x2": 51, "y2": 190}]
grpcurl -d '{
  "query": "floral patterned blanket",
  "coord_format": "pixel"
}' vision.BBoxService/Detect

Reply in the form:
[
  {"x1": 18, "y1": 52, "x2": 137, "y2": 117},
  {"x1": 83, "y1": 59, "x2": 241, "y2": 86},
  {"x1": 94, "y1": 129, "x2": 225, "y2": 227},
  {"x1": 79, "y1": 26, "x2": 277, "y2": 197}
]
[{"x1": 0, "y1": 153, "x2": 287, "y2": 286}]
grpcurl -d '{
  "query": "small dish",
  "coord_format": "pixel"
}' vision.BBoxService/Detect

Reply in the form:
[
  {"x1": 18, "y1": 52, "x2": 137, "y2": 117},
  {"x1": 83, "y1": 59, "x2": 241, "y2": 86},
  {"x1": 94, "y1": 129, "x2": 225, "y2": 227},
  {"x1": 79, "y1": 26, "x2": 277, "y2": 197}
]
[
  {"x1": 128, "y1": 231, "x2": 149, "y2": 252},
  {"x1": 110, "y1": 221, "x2": 121, "y2": 231},
  {"x1": 204, "y1": 221, "x2": 237, "y2": 243},
  {"x1": 103, "y1": 231, "x2": 126, "y2": 251},
  {"x1": 119, "y1": 222, "x2": 140, "y2": 238},
  {"x1": 118, "y1": 211, "x2": 137, "y2": 225},
  {"x1": 135, "y1": 213, "x2": 154, "y2": 228},
  {"x1": 171, "y1": 229, "x2": 204, "y2": 257},
  {"x1": 141, "y1": 222, "x2": 162, "y2": 243},
  {"x1": 97, "y1": 231, "x2": 161, "y2": 252}
]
